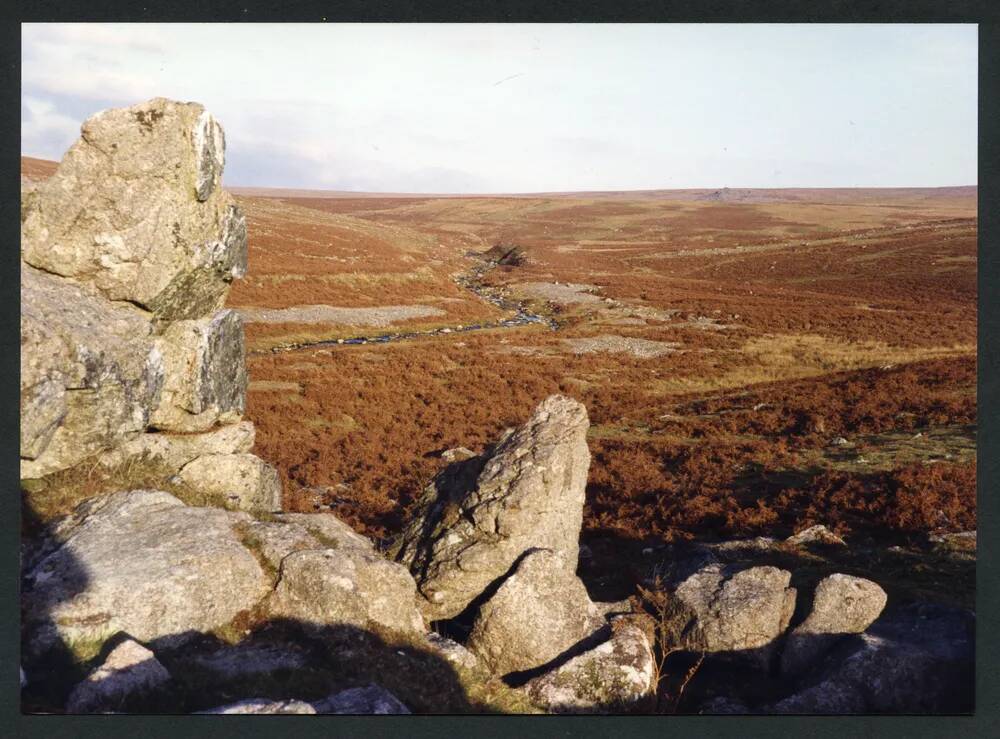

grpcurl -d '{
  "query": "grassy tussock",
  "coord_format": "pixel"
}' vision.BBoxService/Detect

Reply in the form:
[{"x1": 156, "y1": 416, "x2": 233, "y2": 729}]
[{"x1": 21, "y1": 452, "x2": 217, "y2": 527}]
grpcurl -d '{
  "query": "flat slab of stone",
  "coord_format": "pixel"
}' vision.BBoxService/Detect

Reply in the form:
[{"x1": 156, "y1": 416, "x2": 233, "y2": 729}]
[
  {"x1": 23, "y1": 490, "x2": 271, "y2": 655},
  {"x1": 97, "y1": 421, "x2": 255, "y2": 474},
  {"x1": 237, "y1": 304, "x2": 444, "y2": 326},
  {"x1": 562, "y1": 335, "x2": 679, "y2": 358}
]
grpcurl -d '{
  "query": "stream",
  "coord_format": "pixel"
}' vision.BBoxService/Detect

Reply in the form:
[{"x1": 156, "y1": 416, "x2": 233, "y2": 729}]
[{"x1": 257, "y1": 259, "x2": 558, "y2": 355}]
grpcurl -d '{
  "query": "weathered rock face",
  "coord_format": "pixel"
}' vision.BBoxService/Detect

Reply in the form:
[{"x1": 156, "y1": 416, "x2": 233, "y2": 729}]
[
  {"x1": 661, "y1": 564, "x2": 796, "y2": 666},
  {"x1": 21, "y1": 98, "x2": 246, "y2": 321},
  {"x1": 150, "y1": 309, "x2": 247, "y2": 432},
  {"x1": 20, "y1": 98, "x2": 278, "y2": 516},
  {"x1": 780, "y1": 574, "x2": 887, "y2": 677},
  {"x1": 266, "y1": 548, "x2": 426, "y2": 638},
  {"x1": 272, "y1": 512, "x2": 377, "y2": 553},
  {"x1": 22, "y1": 490, "x2": 271, "y2": 655},
  {"x1": 395, "y1": 395, "x2": 591, "y2": 621},
  {"x1": 65, "y1": 639, "x2": 171, "y2": 714},
  {"x1": 466, "y1": 549, "x2": 605, "y2": 676},
  {"x1": 524, "y1": 621, "x2": 656, "y2": 713},
  {"x1": 177, "y1": 453, "x2": 282, "y2": 514},
  {"x1": 96, "y1": 421, "x2": 256, "y2": 474},
  {"x1": 20, "y1": 266, "x2": 164, "y2": 479}
]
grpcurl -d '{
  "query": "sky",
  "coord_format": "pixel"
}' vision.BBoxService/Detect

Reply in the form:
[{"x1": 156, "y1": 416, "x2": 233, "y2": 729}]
[{"x1": 21, "y1": 23, "x2": 978, "y2": 193}]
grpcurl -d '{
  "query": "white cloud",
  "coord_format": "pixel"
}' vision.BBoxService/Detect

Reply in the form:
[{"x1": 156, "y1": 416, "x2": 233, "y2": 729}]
[
  {"x1": 24, "y1": 23, "x2": 166, "y2": 53},
  {"x1": 21, "y1": 96, "x2": 81, "y2": 159},
  {"x1": 20, "y1": 23, "x2": 978, "y2": 191}
]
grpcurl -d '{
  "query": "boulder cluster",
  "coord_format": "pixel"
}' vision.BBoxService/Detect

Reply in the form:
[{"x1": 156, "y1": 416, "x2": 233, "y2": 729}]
[{"x1": 19, "y1": 99, "x2": 973, "y2": 715}]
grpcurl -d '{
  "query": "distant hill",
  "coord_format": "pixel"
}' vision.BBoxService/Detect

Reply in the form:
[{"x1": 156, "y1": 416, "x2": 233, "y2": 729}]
[
  {"x1": 21, "y1": 156, "x2": 59, "y2": 182},
  {"x1": 21, "y1": 156, "x2": 976, "y2": 204}
]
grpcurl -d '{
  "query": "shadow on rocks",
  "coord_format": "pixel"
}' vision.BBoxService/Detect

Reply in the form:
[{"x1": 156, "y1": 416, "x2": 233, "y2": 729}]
[
  {"x1": 20, "y1": 496, "x2": 94, "y2": 713},
  {"x1": 20, "y1": 496, "x2": 485, "y2": 714}
]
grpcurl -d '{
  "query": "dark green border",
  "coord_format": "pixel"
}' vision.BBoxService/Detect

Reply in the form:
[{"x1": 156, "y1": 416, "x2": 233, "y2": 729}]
[{"x1": 5, "y1": 2, "x2": 999, "y2": 738}]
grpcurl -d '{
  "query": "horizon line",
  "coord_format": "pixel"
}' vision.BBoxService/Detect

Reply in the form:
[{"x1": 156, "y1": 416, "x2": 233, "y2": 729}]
[{"x1": 20, "y1": 155, "x2": 978, "y2": 197}]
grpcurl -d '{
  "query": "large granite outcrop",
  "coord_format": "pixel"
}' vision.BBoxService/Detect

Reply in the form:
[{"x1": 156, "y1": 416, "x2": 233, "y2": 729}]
[
  {"x1": 394, "y1": 395, "x2": 591, "y2": 621},
  {"x1": 21, "y1": 97, "x2": 246, "y2": 321},
  {"x1": 19, "y1": 97, "x2": 278, "y2": 514}
]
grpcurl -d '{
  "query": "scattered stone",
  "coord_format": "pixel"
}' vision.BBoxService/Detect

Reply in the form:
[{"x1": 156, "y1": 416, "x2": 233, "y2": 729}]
[
  {"x1": 511, "y1": 281, "x2": 603, "y2": 305},
  {"x1": 785, "y1": 525, "x2": 846, "y2": 547},
  {"x1": 660, "y1": 564, "x2": 796, "y2": 667},
  {"x1": 929, "y1": 530, "x2": 976, "y2": 555},
  {"x1": 562, "y1": 335, "x2": 679, "y2": 359},
  {"x1": 395, "y1": 395, "x2": 591, "y2": 621},
  {"x1": 266, "y1": 548, "x2": 426, "y2": 638},
  {"x1": 781, "y1": 574, "x2": 887, "y2": 676},
  {"x1": 198, "y1": 699, "x2": 316, "y2": 714},
  {"x1": 832, "y1": 437, "x2": 850, "y2": 446},
  {"x1": 466, "y1": 549, "x2": 606, "y2": 676},
  {"x1": 238, "y1": 304, "x2": 444, "y2": 326},
  {"x1": 21, "y1": 98, "x2": 246, "y2": 321},
  {"x1": 177, "y1": 453, "x2": 282, "y2": 513},
  {"x1": 523, "y1": 622, "x2": 656, "y2": 713},
  {"x1": 23, "y1": 490, "x2": 271, "y2": 656},
  {"x1": 440, "y1": 446, "x2": 476, "y2": 463},
  {"x1": 702, "y1": 537, "x2": 778, "y2": 556},
  {"x1": 426, "y1": 632, "x2": 478, "y2": 671},
  {"x1": 313, "y1": 684, "x2": 410, "y2": 714},
  {"x1": 65, "y1": 639, "x2": 171, "y2": 713}
]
